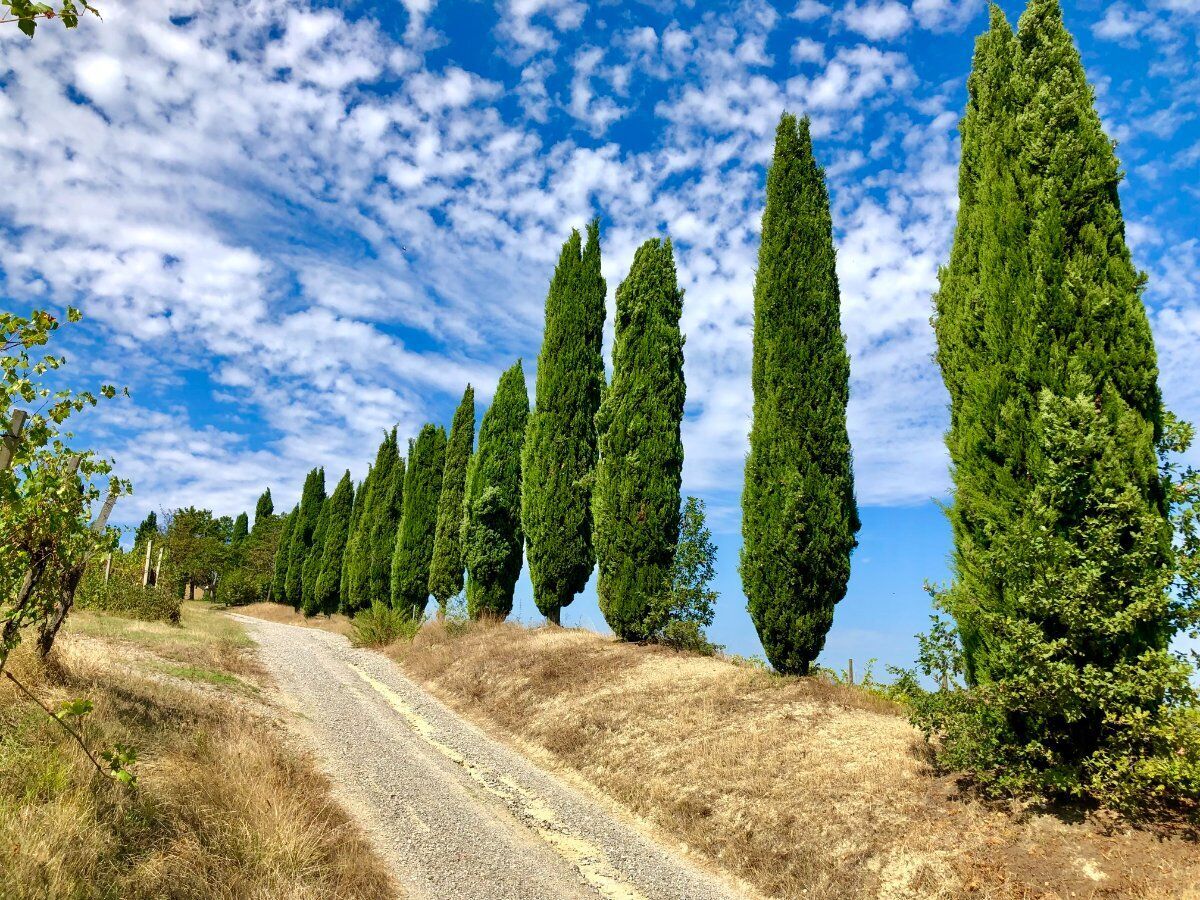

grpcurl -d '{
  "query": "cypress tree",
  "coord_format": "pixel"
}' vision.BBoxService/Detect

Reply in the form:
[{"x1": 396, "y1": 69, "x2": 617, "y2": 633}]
[
  {"x1": 429, "y1": 387, "x2": 475, "y2": 613},
  {"x1": 285, "y1": 467, "x2": 325, "y2": 608},
  {"x1": 340, "y1": 469, "x2": 370, "y2": 611},
  {"x1": 270, "y1": 506, "x2": 296, "y2": 604},
  {"x1": 252, "y1": 488, "x2": 274, "y2": 533},
  {"x1": 391, "y1": 423, "x2": 447, "y2": 616},
  {"x1": 133, "y1": 511, "x2": 158, "y2": 547},
  {"x1": 231, "y1": 512, "x2": 249, "y2": 546},
  {"x1": 343, "y1": 431, "x2": 398, "y2": 612},
  {"x1": 369, "y1": 438, "x2": 405, "y2": 605},
  {"x1": 522, "y1": 222, "x2": 607, "y2": 625},
  {"x1": 301, "y1": 495, "x2": 330, "y2": 615},
  {"x1": 593, "y1": 239, "x2": 686, "y2": 641},
  {"x1": 463, "y1": 361, "x2": 529, "y2": 620},
  {"x1": 928, "y1": 0, "x2": 1190, "y2": 804},
  {"x1": 315, "y1": 470, "x2": 354, "y2": 615},
  {"x1": 740, "y1": 113, "x2": 860, "y2": 676}
]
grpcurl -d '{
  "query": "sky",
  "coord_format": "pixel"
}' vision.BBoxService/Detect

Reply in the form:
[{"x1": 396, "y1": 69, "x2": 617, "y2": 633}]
[{"x1": 1, "y1": 0, "x2": 1197, "y2": 672}]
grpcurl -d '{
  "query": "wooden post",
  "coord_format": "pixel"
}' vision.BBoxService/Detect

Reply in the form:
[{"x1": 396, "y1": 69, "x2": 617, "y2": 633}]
[
  {"x1": 104, "y1": 553, "x2": 112, "y2": 584},
  {"x1": 940, "y1": 672, "x2": 950, "y2": 693},
  {"x1": 153, "y1": 547, "x2": 164, "y2": 587},
  {"x1": 0, "y1": 409, "x2": 27, "y2": 471},
  {"x1": 142, "y1": 540, "x2": 153, "y2": 587},
  {"x1": 847, "y1": 658, "x2": 854, "y2": 686}
]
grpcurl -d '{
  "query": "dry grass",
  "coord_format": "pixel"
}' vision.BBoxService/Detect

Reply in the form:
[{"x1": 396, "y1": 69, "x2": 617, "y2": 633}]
[
  {"x1": 392, "y1": 620, "x2": 1200, "y2": 900},
  {"x1": 235, "y1": 601, "x2": 355, "y2": 637},
  {"x1": 0, "y1": 602, "x2": 397, "y2": 899}
]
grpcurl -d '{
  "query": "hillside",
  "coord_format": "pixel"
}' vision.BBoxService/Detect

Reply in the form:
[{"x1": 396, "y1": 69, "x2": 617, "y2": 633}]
[{"x1": 381, "y1": 620, "x2": 1200, "y2": 900}]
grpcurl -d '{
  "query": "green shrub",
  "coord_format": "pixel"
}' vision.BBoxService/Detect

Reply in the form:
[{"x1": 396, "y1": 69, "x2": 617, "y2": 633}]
[
  {"x1": 350, "y1": 602, "x2": 423, "y2": 648},
  {"x1": 77, "y1": 553, "x2": 181, "y2": 624},
  {"x1": 642, "y1": 497, "x2": 720, "y2": 656}
]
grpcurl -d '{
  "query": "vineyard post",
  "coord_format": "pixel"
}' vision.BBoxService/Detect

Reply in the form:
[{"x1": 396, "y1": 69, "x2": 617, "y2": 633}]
[
  {"x1": 142, "y1": 540, "x2": 153, "y2": 587},
  {"x1": 0, "y1": 409, "x2": 27, "y2": 471}
]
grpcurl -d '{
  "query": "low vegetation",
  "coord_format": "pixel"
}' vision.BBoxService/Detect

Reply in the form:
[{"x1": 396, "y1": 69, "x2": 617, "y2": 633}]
[
  {"x1": 388, "y1": 620, "x2": 1200, "y2": 900},
  {"x1": 0, "y1": 602, "x2": 397, "y2": 899}
]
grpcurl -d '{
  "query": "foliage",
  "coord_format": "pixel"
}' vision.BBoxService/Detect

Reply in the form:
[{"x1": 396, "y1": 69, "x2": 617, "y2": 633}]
[
  {"x1": 463, "y1": 361, "x2": 528, "y2": 620},
  {"x1": 284, "y1": 468, "x2": 325, "y2": 608},
  {"x1": 312, "y1": 471, "x2": 353, "y2": 616},
  {"x1": 132, "y1": 511, "x2": 159, "y2": 548},
  {"x1": 341, "y1": 431, "x2": 396, "y2": 612},
  {"x1": 231, "y1": 512, "x2": 249, "y2": 546},
  {"x1": 522, "y1": 222, "x2": 607, "y2": 625},
  {"x1": 593, "y1": 239, "x2": 686, "y2": 641},
  {"x1": 922, "y1": 1, "x2": 1199, "y2": 817},
  {"x1": 741, "y1": 112, "x2": 859, "y2": 676},
  {"x1": 429, "y1": 387, "x2": 475, "y2": 613},
  {"x1": 300, "y1": 495, "x2": 330, "y2": 614},
  {"x1": 643, "y1": 497, "x2": 719, "y2": 655},
  {"x1": 350, "y1": 600, "x2": 423, "y2": 648},
  {"x1": 77, "y1": 549, "x2": 181, "y2": 624},
  {"x1": 251, "y1": 489, "x2": 274, "y2": 534},
  {"x1": 162, "y1": 506, "x2": 229, "y2": 600},
  {"x1": 392, "y1": 424, "x2": 446, "y2": 616},
  {"x1": 1, "y1": 0, "x2": 99, "y2": 38},
  {"x1": 2, "y1": 307, "x2": 127, "y2": 668},
  {"x1": 270, "y1": 507, "x2": 296, "y2": 604},
  {"x1": 222, "y1": 509, "x2": 283, "y2": 606}
]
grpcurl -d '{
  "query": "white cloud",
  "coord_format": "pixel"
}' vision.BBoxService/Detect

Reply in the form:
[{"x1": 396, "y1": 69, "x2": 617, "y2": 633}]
[
  {"x1": 841, "y1": 1, "x2": 913, "y2": 41},
  {"x1": 791, "y1": 0, "x2": 831, "y2": 23},
  {"x1": 911, "y1": 0, "x2": 983, "y2": 33},
  {"x1": 791, "y1": 37, "x2": 826, "y2": 65}
]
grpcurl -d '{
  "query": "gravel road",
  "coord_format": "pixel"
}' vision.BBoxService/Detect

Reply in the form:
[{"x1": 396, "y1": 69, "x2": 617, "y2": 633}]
[{"x1": 234, "y1": 615, "x2": 750, "y2": 900}]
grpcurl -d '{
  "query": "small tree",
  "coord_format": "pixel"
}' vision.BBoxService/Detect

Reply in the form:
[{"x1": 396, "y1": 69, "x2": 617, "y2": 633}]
[
  {"x1": 463, "y1": 361, "x2": 529, "y2": 620},
  {"x1": 644, "y1": 497, "x2": 720, "y2": 654},
  {"x1": 231, "y1": 511, "x2": 249, "y2": 546},
  {"x1": 252, "y1": 488, "x2": 274, "y2": 534}
]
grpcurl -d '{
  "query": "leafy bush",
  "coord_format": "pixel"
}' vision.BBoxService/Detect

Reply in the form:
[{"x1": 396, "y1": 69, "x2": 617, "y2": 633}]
[
  {"x1": 218, "y1": 568, "x2": 266, "y2": 607},
  {"x1": 643, "y1": 497, "x2": 720, "y2": 655},
  {"x1": 350, "y1": 601, "x2": 423, "y2": 648},
  {"x1": 77, "y1": 552, "x2": 181, "y2": 624}
]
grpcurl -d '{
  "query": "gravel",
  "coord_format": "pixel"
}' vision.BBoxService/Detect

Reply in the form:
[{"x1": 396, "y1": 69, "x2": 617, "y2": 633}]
[{"x1": 234, "y1": 614, "x2": 750, "y2": 900}]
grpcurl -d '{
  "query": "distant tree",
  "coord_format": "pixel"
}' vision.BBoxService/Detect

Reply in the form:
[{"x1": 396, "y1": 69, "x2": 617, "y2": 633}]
[
  {"x1": 741, "y1": 112, "x2": 859, "y2": 676},
  {"x1": 643, "y1": 497, "x2": 719, "y2": 653},
  {"x1": 314, "y1": 471, "x2": 354, "y2": 616},
  {"x1": 301, "y1": 495, "x2": 330, "y2": 615},
  {"x1": 231, "y1": 511, "x2": 249, "y2": 546},
  {"x1": 392, "y1": 424, "x2": 446, "y2": 617},
  {"x1": 463, "y1": 361, "x2": 529, "y2": 620},
  {"x1": 369, "y1": 435, "x2": 406, "y2": 607},
  {"x1": 284, "y1": 467, "x2": 325, "y2": 608},
  {"x1": 429, "y1": 387, "x2": 475, "y2": 614},
  {"x1": 593, "y1": 239, "x2": 686, "y2": 641},
  {"x1": 522, "y1": 221, "x2": 607, "y2": 626},
  {"x1": 343, "y1": 432, "x2": 396, "y2": 612},
  {"x1": 252, "y1": 488, "x2": 274, "y2": 533},
  {"x1": 133, "y1": 511, "x2": 159, "y2": 548},
  {"x1": 163, "y1": 507, "x2": 229, "y2": 600},
  {"x1": 270, "y1": 507, "x2": 297, "y2": 604}
]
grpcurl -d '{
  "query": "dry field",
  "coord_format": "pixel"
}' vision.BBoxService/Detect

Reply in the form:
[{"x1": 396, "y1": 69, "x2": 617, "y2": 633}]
[
  {"x1": 387, "y1": 619, "x2": 1200, "y2": 900},
  {"x1": 0, "y1": 602, "x2": 397, "y2": 899}
]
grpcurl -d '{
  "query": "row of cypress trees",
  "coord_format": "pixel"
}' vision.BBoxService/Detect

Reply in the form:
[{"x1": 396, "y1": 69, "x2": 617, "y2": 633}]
[{"x1": 265, "y1": 225, "x2": 688, "y2": 633}]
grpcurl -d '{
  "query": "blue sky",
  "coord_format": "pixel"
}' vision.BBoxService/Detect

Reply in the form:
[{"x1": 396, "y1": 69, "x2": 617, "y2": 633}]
[{"x1": 1, "y1": 0, "x2": 1197, "y2": 671}]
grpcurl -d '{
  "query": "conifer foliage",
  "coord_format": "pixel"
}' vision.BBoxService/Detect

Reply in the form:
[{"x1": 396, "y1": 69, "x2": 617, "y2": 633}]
[
  {"x1": 391, "y1": 423, "x2": 447, "y2": 616},
  {"x1": 593, "y1": 239, "x2": 686, "y2": 641},
  {"x1": 429, "y1": 387, "x2": 475, "y2": 613},
  {"x1": 522, "y1": 222, "x2": 607, "y2": 625},
  {"x1": 284, "y1": 468, "x2": 325, "y2": 608},
  {"x1": 740, "y1": 113, "x2": 858, "y2": 676},
  {"x1": 300, "y1": 495, "x2": 330, "y2": 614},
  {"x1": 463, "y1": 361, "x2": 529, "y2": 620},
  {"x1": 313, "y1": 471, "x2": 354, "y2": 615},
  {"x1": 342, "y1": 431, "x2": 398, "y2": 612},
  {"x1": 252, "y1": 488, "x2": 274, "y2": 534},
  {"x1": 270, "y1": 507, "x2": 296, "y2": 603},
  {"x1": 926, "y1": 0, "x2": 1199, "y2": 809},
  {"x1": 231, "y1": 512, "x2": 249, "y2": 546}
]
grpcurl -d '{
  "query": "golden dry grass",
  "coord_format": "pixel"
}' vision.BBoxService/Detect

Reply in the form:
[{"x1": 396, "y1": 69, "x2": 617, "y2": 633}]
[
  {"x1": 0, "y1": 602, "x2": 397, "y2": 899},
  {"x1": 391, "y1": 620, "x2": 1200, "y2": 900},
  {"x1": 235, "y1": 601, "x2": 355, "y2": 637}
]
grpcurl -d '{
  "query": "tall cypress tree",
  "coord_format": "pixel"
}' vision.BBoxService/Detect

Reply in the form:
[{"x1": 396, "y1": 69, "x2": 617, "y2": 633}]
[
  {"x1": 252, "y1": 488, "x2": 274, "y2": 534},
  {"x1": 301, "y1": 495, "x2": 330, "y2": 615},
  {"x1": 231, "y1": 512, "x2": 249, "y2": 546},
  {"x1": 522, "y1": 222, "x2": 607, "y2": 625},
  {"x1": 391, "y1": 424, "x2": 447, "y2": 616},
  {"x1": 271, "y1": 506, "x2": 296, "y2": 604},
  {"x1": 369, "y1": 437, "x2": 405, "y2": 606},
  {"x1": 285, "y1": 467, "x2": 325, "y2": 608},
  {"x1": 315, "y1": 470, "x2": 354, "y2": 615},
  {"x1": 593, "y1": 239, "x2": 686, "y2": 642},
  {"x1": 340, "y1": 469, "x2": 370, "y2": 611},
  {"x1": 343, "y1": 431, "x2": 397, "y2": 612},
  {"x1": 463, "y1": 361, "x2": 529, "y2": 620},
  {"x1": 429, "y1": 387, "x2": 475, "y2": 613},
  {"x1": 740, "y1": 113, "x2": 859, "y2": 676},
  {"x1": 929, "y1": 0, "x2": 1188, "y2": 803}
]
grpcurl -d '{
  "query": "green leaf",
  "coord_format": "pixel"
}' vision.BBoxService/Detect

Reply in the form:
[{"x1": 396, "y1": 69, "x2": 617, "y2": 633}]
[{"x1": 18, "y1": 17, "x2": 35, "y2": 37}]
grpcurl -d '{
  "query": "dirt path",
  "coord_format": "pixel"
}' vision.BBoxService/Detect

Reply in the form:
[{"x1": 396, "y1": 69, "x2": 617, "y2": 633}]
[{"x1": 234, "y1": 614, "x2": 749, "y2": 900}]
